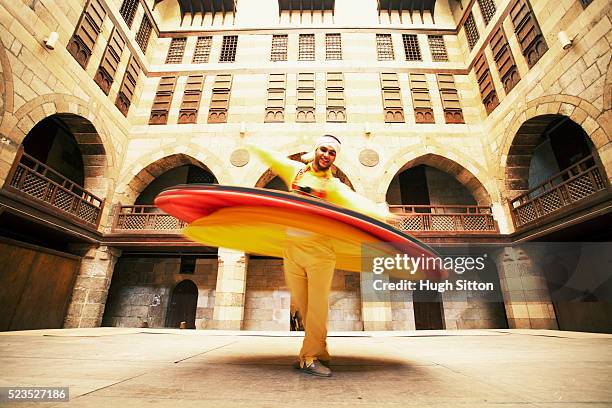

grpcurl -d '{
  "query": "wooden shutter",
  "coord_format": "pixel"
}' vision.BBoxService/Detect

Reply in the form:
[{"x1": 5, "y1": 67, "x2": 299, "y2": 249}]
[
  {"x1": 428, "y1": 35, "x2": 448, "y2": 62},
  {"x1": 409, "y1": 73, "x2": 434, "y2": 124},
  {"x1": 208, "y1": 74, "x2": 232, "y2": 123},
  {"x1": 119, "y1": 0, "x2": 138, "y2": 28},
  {"x1": 490, "y1": 26, "x2": 521, "y2": 93},
  {"x1": 271, "y1": 35, "x2": 288, "y2": 61},
  {"x1": 474, "y1": 52, "x2": 499, "y2": 114},
  {"x1": 325, "y1": 33, "x2": 342, "y2": 60},
  {"x1": 437, "y1": 74, "x2": 464, "y2": 124},
  {"x1": 165, "y1": 37, "x2": 187, "y2": 64},
  {"x1": 296, "y1": 73, "x2": 316, "y2": 122},
  {"x1": 265, "y1": 73, "x2": 286, "y2": 122},
  {"x1": 380, "y1": 73, "x2": 404, "y2": 123},
  {"x1": 464, "y1": 13, "x2": 479, "y2": 51},
  {"x1": 376, "y1": 34, "x2": 395, "y2": 60},
  {"x1": 193, "y1": 36, "x2": 212, "y2": 63},
  {"x1": 299, "y1": 34, "x2": 315, "y2": 61},
  {"x1": 402, "y1": 34, "x2": 422, "y2": 61},
  {"x1": 477, "y1": 0, "x2": 497, "y2": 25},
  {"x1": 67, "y1": 0, "x2": 106, "y2": 68},
  {"x1": 115, "y1": 55, "x2": 140, "y2": 116},
  {"x1": 94, "y1": 28, "x2": 125, "y2": 95},
  {"x1": 178, "y1": 75, "x2": 204, "y2": 124},
  {"x1": 149, "y1": 76, "x2": 176, "y2": 125},
  {"x1": 219, "y1": 36, "x2": 238, "y2": 62},
  {"x1": 135, "y1": 16, "x2": 152, "y2": 54},
  {"x1": 509, "y1": 0, "x2": 548, "y2": 68},
  {"x1": 326, "y1": 72, "x2": 345, "y2": 122}
]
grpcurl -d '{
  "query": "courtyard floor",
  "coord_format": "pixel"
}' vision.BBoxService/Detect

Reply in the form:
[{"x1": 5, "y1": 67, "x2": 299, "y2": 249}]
[{"x1": 0, "y1": 328, "x2": 611, "y2": 407}]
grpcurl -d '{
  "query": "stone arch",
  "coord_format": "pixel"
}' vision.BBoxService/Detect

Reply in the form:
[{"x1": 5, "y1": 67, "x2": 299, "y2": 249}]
[
  {"x1": 380, "y1": 145, "x2": 495, "y2": 207},
  {"x1": 498, "y1": 95, "x2": 610, "y2": 197},
  {"x1": 0, "y1": 40, "x2": 14, "y2": 119},
  {"x1": 117, "y1": 152, "x2": 224, "y2": 205},
  {"x1": 7, "y1": 95, "x2": 114, "y2": 199},
  {"x1": 253, "y1": 152, "x2": 355, "y2": 190}
]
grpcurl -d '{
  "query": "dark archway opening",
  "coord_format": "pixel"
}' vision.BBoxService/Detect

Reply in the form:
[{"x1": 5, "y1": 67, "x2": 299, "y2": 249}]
[{"x1": 165, "y1": 280, "x2": 198, "y2": 329}]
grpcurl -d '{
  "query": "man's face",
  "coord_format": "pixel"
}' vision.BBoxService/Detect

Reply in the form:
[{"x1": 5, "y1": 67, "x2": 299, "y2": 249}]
[{"x1": 313, "y1": 145, "x2": 337, "y2": 171}]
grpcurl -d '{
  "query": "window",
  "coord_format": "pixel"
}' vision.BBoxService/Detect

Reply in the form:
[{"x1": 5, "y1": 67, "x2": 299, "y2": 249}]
[
  {"x1": 208, "y1": 74, "x2": 232, "y2": 123},
  {"x1": 178, "y1": 75, "x2": 204, "y2": 124},
  {"x1": 119, "y1": 0, "x2": 138, "y2": 28},
  {"x1": 325, "y1": 34, "x2": 342, "y2": 60},
  {"x1": 376, "y1": 34, "x2": 395, "y2": 60},
  {"x1": 474, "y1": 52, "x2": 499, "y2": 114},
  {"x1": 380, "y1": 73, "x2": 404, "y2": 123},
  {"x1": 296, "y1": 73, "x2": 315, "y2": 122},
  {"x1": 402, "y1": 34, "x2": 422, "y2": 61},
  {"x1": 509, "y1": 0, "x2": 548, "y2": 68},
  {"x1": 180, "y1": 256, "x2": 196, "y2": 274},
  {"x1": 135, "y1": 15, "x2": 152, "y2": 54},
  {"x1": 149, "y1": 76, "x2": 176, "y2": 125},
  {"x1": 299, "y1": 34, "x2": 315, "y2": 61},
  {"x1": 437, "y1": 74, "x2": 464, "y2": 124},
  {"x1": 409, "y1": 73, "x2": 434, "y2": 124},
  {"x1": 326, "y1": 72, "x2": 345, "y2": 122},
  {"x1": 94, "y1": 28, "x2": 125, "y2": 94},
  {"x1": 165, "y1": 37, "x2": 186, "y2": 64},
  {"x1": 428, "y1": 35, "x2": 448, "y2": 62},
  {"x1": 490, "y1": 26, "x2": 520, "y2": 93},
  {"x1": 464, "y1": 13, "x2": 479, "y2": 51},
  {"x1": 271, "y1": 35, "x2": 288, "y2": 61},
  {"x1": 67, "y1": 0, "x2": 106, "y2": 68},
  {"x1": 115, "y1": 56, "x2": 140, "y2": 116},
  {"x1": 219, "y1": 35, "x2": 238, "y2": 62},
  {"x1": 192, "y1": 36, "x2": 212, "y2": 63},
  {"x1": 477, "y1": 0, "x2": 497, "y2": 25},
  {"x1": 265, "y1": 73, "x2": 286, "y2": 122}
]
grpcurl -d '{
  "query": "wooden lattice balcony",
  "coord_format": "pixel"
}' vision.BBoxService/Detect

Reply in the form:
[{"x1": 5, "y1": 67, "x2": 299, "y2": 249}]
[
  {"x1": 510, "y1": 154, "x2": 609, "y2": 229},
  {"x1": 3, "y1": 147, "x2": 104, "y2": 227},
  {"x1": 388, "y1": 205, "x2": 498, "y2": 233},
  {"x1": 112, "y1": 205, "x2": 187, "y2": 232}
]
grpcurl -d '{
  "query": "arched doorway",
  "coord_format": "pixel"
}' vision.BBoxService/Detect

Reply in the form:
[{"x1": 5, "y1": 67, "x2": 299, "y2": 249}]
[
  {"x1": 165, "y1": 280, "x2": 198, "y2": 329},
  {"x1": 506, "y1": 115, "x2": 608, "y2": 229},
  {"x1": 385, "y1": 155, "x2": 505, "y2": 330}
]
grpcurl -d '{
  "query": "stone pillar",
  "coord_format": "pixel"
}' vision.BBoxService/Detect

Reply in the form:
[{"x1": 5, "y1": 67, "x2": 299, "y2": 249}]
[
  {"x1": 360, "y1": 272, "x2": 393, "y2": 330},
  {"x1": 64, "y1": 245, "x2": 122, "y2": 328},
  {"x1": 495, "y1": 247, "x2": 558, "y2": 329},
  {"x1": 212, "y1": 248, "x2": 248, "y2": 330}
]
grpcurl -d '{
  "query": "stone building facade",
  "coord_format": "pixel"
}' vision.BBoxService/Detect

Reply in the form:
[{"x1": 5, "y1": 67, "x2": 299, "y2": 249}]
[{"x1": 0, "y1": 0, "x2": 610, "y2": 333}]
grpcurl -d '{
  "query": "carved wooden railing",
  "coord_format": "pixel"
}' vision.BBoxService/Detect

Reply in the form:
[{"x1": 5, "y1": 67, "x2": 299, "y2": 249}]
[
  {"x1": 388, "y1": 205, "x2": 498, "y2": 232},
  {"x1": 112, "y1": 205, "x2": 187, "y2": 232},
  {"x1": 4, "y1": 147, "x2": 104, "y2": 227},
  {"x1": 510, "y1": 154, "x2": 608, "y2": 228}
]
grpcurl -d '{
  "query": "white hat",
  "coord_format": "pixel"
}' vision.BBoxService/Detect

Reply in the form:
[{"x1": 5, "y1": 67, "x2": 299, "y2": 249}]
[{"x1": 301, "y1": 134, "x2": 341, "y2": 162}]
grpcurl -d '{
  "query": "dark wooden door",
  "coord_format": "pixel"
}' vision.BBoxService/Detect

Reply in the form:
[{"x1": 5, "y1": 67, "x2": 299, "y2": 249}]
[
  {"x1": 0, "y1": 238, "x2": 80, "y2": 331},
  {"x1": 165, "y1": 280, "x2": 198, "y2": 329},
  {"x1": 413, "y1": 289, "x2": 445, "y2": 330}
]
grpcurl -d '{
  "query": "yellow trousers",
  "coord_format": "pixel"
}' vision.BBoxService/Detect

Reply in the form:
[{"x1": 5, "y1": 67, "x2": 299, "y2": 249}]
[{"x1": 282, "y1": 237, "x2": 335, "y2": 366}]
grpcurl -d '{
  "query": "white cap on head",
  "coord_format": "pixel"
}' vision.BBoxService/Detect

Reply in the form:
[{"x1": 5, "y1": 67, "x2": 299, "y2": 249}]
[
  {"x1": 300, "y1": 134, "x2": 341, "y2": 163},
  {"x1": 315, "y1": 134, "x2": 341, "y2": 154}
]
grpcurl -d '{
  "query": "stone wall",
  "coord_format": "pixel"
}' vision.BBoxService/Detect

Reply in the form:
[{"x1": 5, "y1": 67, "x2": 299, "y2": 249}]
[
  {"x1": 102, "y1": 256, "x2": 217, "y2": 329},
  {"x1": 243, "y1": 258, "x2": 290, "y2": 331}
]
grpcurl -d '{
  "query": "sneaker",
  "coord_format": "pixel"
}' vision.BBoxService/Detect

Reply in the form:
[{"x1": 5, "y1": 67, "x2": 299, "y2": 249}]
[
  {"x1": 301, "y1": 360, "x2": 332, "y2": 377},
  {"x1": 292, "y1": 359, "x2": 331, "y2": 369}
]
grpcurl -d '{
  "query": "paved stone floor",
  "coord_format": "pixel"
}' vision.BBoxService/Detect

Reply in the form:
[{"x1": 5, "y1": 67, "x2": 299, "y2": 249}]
[{"x1": 0, "y1": 328, "x2": 611, "y2": 407}]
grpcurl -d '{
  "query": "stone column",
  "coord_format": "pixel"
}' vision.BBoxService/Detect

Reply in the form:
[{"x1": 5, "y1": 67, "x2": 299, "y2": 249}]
[
  {"x1": 64, "y1": 245, "x2": 122, "y2": 328},
  {"x1": 212, "y1": 248, "x2": 248, "y2": 330},
  {"x1": 360, "y1": 272, "x2": 393, "y2": 330},
  {"x1": 494, "y1": 247, "x2": 558, "y2": 329}
]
